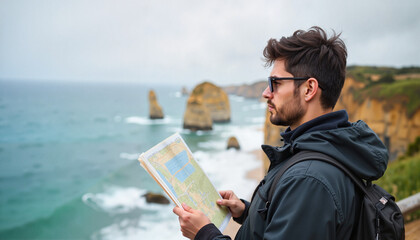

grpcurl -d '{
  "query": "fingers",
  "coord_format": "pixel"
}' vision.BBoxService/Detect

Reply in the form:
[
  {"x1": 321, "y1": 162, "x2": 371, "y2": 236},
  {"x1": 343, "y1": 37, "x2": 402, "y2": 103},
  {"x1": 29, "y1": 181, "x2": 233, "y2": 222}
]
[
  {"x1": 173, "y1": 203, "x2": 211, "y2": 239},
  {"x1": 219, "y1": 190, "x2": 238, "y2": 201},
  {"x1": 173, "y1": 206, "x2": 184, "y2": 216},
  {"x1": 182, "y1": 203, "x2": 193, "y2": 212},
  {"x1": 216, "y1": 196, "x2": 245, "y2": 218},
  {"x1": 217, "y1": 198, "x2": 236, "y2": 208},
  {"x1": 219, "y1": 190, "x2": 232, "y2": 199},
  {"x1": 174, "y1": 203, "x2": 195, "y2": 218}
]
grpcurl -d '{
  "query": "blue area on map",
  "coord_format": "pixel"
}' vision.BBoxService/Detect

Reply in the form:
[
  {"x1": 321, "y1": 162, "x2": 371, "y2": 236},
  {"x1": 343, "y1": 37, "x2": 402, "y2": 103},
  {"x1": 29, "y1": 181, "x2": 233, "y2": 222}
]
[
  {"x1": 165, "y1": 150, "x2": 195, "y2": 183},
  {"x1": 175, "y1": 163, "x2": 195, "y2": 182},
  {"x1": 158, "y1": 171, "x2": 178, "y2": 198}
]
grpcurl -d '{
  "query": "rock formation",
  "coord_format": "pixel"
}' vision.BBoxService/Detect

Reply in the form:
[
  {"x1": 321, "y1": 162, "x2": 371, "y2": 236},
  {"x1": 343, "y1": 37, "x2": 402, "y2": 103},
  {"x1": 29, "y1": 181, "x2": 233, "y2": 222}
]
[
  {"x1": 224, "y1": 81, "x2": 267, "y2": 99},
  {"x1": 227, "y1": 136, "x2": 240, "y2": 150},
  {"x1": 183, "y1": 96, "x2": 213, "y2": 131},
  {"x1": 148, "y1": 90, "x2": 164, "y2": 119},
  {"x1": 143, "y1": 192, "x2": 170, "y2": 204},
  {"x1": 334, "y1": 77, "x2": 420, "y2": 160},
  {"x1": 183, "y1": 82, "x2": 231, "y2": 131},
  {"x1": 181, "y1": 87, "x2": 189, "y2": 96},
  {"x1": 262, "y1": 76, "x2": 420, "y2": 168},
  {"x1": 263, "y1": 109, "x2": 287, "y2": 170}
]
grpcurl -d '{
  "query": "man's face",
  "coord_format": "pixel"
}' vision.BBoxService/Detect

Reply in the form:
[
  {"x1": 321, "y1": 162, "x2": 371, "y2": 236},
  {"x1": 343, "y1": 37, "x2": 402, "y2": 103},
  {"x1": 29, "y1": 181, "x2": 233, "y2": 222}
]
[{"x1": 262, "y1": 59, "x2": 305, "y2": 128}]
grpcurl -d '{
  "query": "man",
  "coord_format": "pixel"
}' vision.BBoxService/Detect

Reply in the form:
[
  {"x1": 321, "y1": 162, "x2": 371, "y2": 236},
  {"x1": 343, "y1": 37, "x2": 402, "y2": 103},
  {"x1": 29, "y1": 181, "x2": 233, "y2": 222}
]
[{"x1": 173, "y1": 26, "x2": 388, "y2": 239}]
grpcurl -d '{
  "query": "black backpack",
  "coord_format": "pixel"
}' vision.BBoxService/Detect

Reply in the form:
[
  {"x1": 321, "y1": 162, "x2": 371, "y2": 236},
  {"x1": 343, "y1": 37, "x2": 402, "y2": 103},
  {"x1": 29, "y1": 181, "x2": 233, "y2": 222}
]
[{"x1": 266, "y1": 151, "x2": 405, "y2": 240}]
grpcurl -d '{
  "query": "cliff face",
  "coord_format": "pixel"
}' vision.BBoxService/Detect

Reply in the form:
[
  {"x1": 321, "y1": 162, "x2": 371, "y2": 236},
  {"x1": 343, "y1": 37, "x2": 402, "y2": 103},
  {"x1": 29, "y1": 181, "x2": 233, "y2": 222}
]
[
  {"x1": 224, "y1": 81, "x2": 267, "y2": 99},
  {"x1": 263, "y1": 108, "x2": 287, "y2": 170},
  {"x1": 148, "y1": 90, "x2": 164, "y2": 119},
  {"x1": 183, "y1": 82, "x2": 230, "y2": 131},
  {"x1": 191, "y1": 82, "x2": 231, "y2": 122},
  {"x1": 335, "y1": 77, "x2": 420, "y2": 159},
  {"x1": 262, "y1": 76, "x2": 420, "y2": 160},
  {"x1": 183, "y1": 96, "x2": 213, "y2": 131}
]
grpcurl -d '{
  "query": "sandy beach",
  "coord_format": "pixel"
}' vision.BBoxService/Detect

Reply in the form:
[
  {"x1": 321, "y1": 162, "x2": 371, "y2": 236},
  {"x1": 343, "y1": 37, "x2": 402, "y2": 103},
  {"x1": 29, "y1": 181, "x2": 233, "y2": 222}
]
[{"x1": 222, "y1": 149, "x2": 265, "y2": 238}]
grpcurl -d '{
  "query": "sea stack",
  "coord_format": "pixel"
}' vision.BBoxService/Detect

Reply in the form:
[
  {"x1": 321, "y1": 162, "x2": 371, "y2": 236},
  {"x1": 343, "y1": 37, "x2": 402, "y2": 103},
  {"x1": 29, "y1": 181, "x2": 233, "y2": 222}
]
[
  {"x1": 227, "y1": 136, "x2": 240, "y2": 150},
  {"x1": 183, "y1": 81, "x2": 231, "y2": 131},
  {"x1": 148, "y1": 90, "x2": 164, "y2": 119},
  {"x1": 183, "y1": 95, "x2": 213, "y2": 131},
  {"x1": 181, "y1": 87, "x2": 189, "y2": 96}
]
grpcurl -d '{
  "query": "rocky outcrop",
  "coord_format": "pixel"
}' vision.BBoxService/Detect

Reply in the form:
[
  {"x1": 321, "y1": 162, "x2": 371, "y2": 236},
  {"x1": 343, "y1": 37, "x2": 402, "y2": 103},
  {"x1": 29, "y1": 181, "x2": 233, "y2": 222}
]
[
  {"x1": 262, "y1": 76, "x2": 420, "y2": 164},
  {"x1": 148, "y1": 90, "x2": 164, "y2": 119},
  {"x1": 227, "y1": 136, "x2": 240, "y2": 150},
  {"x1": 224, "y1": 81, "x2": 267, "y2": 99},
  {"x1": 183, "y1": 96, "x2": 213, "y2": 131},
  {"x1": 335, "y1": 77, "x2": 420, "y2": 160},
  {"x1": 181, "y1": 87, "x2": 189, "y2": 96},
  {"x1": 183, "y1": 82, "x2": 230, "y2": 131},
  {"x1": 263, "y1": 108, "x2": 287, "y2": 170},
  {"x1": 143, "y1": 192, "x2": 170, "y2": 204}
]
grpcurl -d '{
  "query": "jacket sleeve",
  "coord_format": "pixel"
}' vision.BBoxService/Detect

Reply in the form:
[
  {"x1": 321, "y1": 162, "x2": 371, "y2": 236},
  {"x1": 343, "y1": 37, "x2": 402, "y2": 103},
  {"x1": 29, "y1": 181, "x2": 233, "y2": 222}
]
[
  {"x1": 195, "y1": 199, "x2": 250, "y2": 240},
  {"x1": 194, "y1": 223, "x2": 231, "y2": 240},
  {"x1": 263, "y1": 174, "x2": 341, "y2": 240},
  {"x1": 233, "y1": 199, "x2": 250, "y2": 224}
]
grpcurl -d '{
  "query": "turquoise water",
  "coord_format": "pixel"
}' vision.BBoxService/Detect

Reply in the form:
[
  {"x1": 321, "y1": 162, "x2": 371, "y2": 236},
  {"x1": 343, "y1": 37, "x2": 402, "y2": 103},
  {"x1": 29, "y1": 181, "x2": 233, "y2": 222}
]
[{"x1": 0, "y1": 80, "x2": 266, "y2": 239}]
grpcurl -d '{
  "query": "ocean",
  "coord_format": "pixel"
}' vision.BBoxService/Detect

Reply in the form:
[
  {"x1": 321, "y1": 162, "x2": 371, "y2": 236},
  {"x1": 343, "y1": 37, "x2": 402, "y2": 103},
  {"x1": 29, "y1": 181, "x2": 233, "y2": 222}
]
[{"x1": 0, "y1": 80, "x2": 266, "y2": 239}]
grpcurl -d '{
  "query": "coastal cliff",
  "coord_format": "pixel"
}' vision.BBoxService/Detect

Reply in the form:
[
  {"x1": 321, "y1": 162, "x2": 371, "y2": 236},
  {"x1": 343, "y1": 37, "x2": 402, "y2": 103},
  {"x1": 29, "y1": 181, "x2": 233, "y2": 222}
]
[
  {"x1": 225, "y1": 66, "x2": 420, "y2": 162},
  {"x1": 183, "y1": 81, "x2": 230, "y2": 131},
  {"x1": 334, "y1": 76, "x2": 420, "y2": 159},
  {"x1": 224, "y1": 81, "x2": 267, "y2": 99}
]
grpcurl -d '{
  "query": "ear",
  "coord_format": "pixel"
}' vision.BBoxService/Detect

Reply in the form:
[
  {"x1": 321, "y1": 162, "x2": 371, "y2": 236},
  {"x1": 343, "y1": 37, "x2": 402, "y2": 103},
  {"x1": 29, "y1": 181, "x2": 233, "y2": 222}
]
[{"x1": 302, "y1": 78, "x2": 320, "y2": 102}]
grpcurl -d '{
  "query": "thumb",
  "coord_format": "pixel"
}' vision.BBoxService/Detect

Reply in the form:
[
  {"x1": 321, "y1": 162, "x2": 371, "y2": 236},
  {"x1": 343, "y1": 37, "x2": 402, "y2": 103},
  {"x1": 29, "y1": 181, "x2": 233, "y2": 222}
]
[
  {"x1": 182, "y1": 203, "x2": 194, "y2": 213},
  {"x1": 217, "y1": 199, "x2": 233, "y2": 207}
]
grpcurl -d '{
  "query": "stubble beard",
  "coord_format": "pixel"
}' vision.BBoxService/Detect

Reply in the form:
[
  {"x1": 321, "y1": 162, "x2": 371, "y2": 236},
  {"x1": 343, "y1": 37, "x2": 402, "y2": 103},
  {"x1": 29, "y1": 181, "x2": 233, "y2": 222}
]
[{"x1": 269, "y1": 94, "x2": 304, "y2": 127}]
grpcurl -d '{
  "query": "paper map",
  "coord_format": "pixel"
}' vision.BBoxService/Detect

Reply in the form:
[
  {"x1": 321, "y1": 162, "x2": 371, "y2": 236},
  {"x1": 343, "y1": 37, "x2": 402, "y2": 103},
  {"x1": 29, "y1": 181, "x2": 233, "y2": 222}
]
[{"x1": 139, "y1": 133, "x2": 231, "y2": 231}]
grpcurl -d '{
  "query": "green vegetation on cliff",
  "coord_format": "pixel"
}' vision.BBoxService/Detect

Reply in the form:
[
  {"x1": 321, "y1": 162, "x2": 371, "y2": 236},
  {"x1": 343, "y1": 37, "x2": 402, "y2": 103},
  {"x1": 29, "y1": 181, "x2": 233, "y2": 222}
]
[
  {"x1": 375, "y1": 143, "x2": 420, "y2": 222},
  {"x1": 356, "y1": 79, "x2": 420, "y2": 117},
  {"x1": 347, "y1": 66, "x2": 420, "y2": 117},
  {"x1": 347, "y1": 65, "x2": 420, "y2": 82}
]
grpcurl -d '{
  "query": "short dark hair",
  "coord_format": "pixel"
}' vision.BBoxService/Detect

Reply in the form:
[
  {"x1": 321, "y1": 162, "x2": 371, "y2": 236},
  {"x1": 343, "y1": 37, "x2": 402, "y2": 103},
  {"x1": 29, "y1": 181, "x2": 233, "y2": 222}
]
[{"x1": 263, "y1": 26, "x2": 347, "y2": 109}]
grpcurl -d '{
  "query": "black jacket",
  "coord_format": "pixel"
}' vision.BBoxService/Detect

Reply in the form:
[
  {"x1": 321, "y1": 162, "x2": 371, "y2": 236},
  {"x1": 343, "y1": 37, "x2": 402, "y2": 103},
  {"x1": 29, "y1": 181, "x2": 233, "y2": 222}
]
[{"x1": 196, "y1": 110, "x2": 389, "y2": 240}]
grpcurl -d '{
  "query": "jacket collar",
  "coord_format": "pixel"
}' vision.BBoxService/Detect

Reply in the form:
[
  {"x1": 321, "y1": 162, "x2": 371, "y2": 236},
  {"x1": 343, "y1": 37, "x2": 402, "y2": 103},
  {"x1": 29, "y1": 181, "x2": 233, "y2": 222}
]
[
  {"x1": 262, "y1": 110, "x2": 350, "y2": 171},
  {"x1": 281, "y1": 110, "x2": 350, "y2": 144},
  {"x1": 261, "y1": 144, "x2": 293, "y2": 172}
]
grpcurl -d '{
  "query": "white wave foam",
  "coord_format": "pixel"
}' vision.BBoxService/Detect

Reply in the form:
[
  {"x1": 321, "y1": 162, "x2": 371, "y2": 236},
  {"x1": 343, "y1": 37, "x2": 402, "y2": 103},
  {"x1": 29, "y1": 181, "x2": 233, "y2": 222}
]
[
  {"x1": 125, "y1": 116, "x2": 179, "y2": 125},
  {"x1": 197, "y1": 140, "x2": 226, "y2": 150},
  {"x1": 220, "y1": 124, "x2": 263, "y2": 151},
  {"x1": 229, "y1": 95, "x2": 245, "y2": 102},
  {"x1": 242, "y1": 102, "x2": 266, "y2": 111},
  {"x1": 82, "y1": 186, "x2": 166, "y2": 214},
  {"x1": 179, "y1": 128, "x2": 215, "y2": 136},
  {"x1": 245, "y1": 116, "x2": 265, "y2": 124},
  {"x1": 174, "y1": 91, "x2": 183, "y2": 98},
  {"x1": 119, "y1": 153, "x2": 140, "y2": 161},
  {"x1": 93, "y1": 124, "x2": 265, "y2": 240},
  {"x1": 193, "y1": 149, "x2": 261, "y2": 199},
  {"x1": 92, "y1": 210, "x2": 183, "y2": 240},
  {"x1": 92, "y1": 148, "x2": 262, "y2": 240}
]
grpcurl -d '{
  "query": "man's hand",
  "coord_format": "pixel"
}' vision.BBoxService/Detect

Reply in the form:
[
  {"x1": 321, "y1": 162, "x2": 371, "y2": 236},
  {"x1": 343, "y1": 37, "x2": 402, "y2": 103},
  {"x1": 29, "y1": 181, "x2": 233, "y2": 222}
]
[
  {"x1": 173, "y1": 203, "x2": 211, "y2": 239},
  {"x1": 217, "y1": 190, "x2": 245, "y2": 218}
]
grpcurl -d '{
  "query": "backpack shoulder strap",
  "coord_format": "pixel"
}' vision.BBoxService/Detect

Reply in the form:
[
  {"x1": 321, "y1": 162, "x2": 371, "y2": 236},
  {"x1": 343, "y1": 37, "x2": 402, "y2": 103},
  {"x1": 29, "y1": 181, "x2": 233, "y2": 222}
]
[{"x1": 267, "y1": 150, "x2": 367, "y2": 207}]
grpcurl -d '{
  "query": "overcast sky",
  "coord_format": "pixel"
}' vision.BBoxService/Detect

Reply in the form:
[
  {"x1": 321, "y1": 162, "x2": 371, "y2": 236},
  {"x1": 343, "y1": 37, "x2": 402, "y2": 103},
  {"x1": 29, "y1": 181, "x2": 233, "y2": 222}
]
[{"x1": 1, "y1": 0, "x2": 419, "y2": 87}]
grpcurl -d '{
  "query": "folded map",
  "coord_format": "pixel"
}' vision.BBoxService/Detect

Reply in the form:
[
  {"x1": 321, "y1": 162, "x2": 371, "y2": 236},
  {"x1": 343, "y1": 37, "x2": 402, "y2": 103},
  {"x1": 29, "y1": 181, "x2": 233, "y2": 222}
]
[{"x1": 138, "y1": 132, "x2": 231, "y2": 232}]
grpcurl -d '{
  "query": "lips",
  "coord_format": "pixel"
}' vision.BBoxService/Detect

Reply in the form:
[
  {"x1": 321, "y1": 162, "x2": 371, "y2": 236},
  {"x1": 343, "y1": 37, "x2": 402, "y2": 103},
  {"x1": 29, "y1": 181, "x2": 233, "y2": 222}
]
[{"x1": 267, "y1": 101, "x2": 275, "y2": 111}]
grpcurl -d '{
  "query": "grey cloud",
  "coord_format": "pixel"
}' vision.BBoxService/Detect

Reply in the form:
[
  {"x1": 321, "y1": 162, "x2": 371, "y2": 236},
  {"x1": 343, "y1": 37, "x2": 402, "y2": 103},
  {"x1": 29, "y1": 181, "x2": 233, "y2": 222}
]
[{"x1": 0, "y1": 0, "x2": 419, "y2": 86}]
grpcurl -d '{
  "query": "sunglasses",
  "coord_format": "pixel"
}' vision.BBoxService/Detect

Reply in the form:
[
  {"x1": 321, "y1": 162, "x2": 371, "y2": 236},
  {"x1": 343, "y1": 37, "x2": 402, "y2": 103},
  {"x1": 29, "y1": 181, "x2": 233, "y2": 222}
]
[{"x1": 267, "y1": 76, "x2": 310, "y2": 92}]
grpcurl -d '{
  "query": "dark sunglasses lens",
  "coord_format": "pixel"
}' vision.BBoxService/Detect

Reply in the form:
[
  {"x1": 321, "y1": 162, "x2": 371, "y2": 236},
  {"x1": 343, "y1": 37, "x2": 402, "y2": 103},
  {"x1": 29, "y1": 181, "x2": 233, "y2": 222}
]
[{"x1": 268, "y1": 78, "x2": 273, "y2": 92}]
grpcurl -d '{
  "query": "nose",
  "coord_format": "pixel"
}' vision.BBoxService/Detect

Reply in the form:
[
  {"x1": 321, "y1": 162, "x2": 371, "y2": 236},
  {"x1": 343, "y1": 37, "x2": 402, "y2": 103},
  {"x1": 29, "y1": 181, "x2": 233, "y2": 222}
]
[{"x1": 262, "y1": 86, "x2": 273, "y2": 99}]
